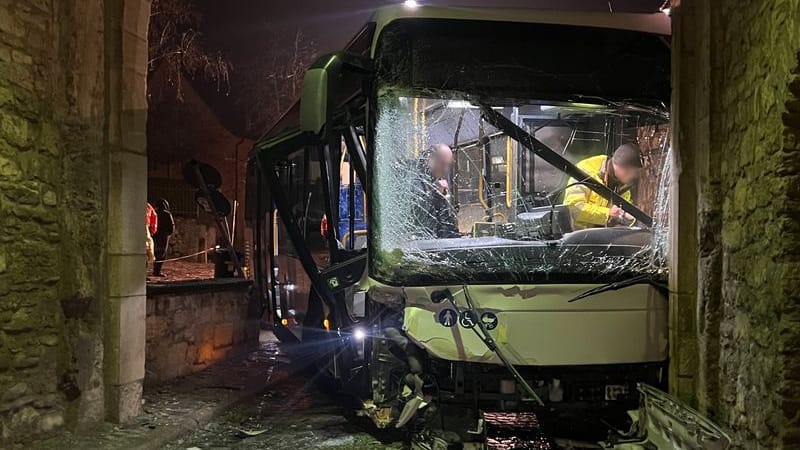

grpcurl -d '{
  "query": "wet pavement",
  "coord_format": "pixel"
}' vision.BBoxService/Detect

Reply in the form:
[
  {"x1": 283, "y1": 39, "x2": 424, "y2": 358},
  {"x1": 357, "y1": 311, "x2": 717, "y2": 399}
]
[
  {"x1": 160, "y1": 370, "x2": 404, "y2": 450},
  {"x1": 27, "y1": 331, "x2": 568, "y2": 450},
  {"x1": 160, "y1": 334, "x2": 404, "y2": 450},
  {"x1": 27, "y1": 331, "x2": 282, "y2": 450}
]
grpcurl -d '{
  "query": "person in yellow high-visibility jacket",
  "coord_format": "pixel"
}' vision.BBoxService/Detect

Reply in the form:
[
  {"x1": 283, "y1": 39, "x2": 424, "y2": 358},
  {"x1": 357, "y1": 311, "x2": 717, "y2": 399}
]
[{"x1": 563, "y1": 143, "x2": 643, "y2": 229}]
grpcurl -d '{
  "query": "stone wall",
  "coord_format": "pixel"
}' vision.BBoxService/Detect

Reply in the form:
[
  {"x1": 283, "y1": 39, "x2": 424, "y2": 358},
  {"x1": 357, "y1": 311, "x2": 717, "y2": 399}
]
[
  {"x1": 0, "y1": 0, "x2": 150, "y2": 444},
  {"x1": 0, "y1": 0, "x2": 108, "y2": 441},
  {"x1": 145, "y1": 282, "x2": 260, "y2": 384},
  {"x1": 672, "y1": 0, "x2": 800, "y2": 448},
  {"x1": 169, "y1": 216, "x2": 217, "y2": 261}
]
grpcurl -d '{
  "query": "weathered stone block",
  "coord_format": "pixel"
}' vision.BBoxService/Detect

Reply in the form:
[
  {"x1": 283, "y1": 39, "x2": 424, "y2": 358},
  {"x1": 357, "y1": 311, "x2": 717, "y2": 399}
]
[
  {"x1": 114, "y1": 295, "x2": 146, "y2": 385},
  {"x1": 0, "y1": 111, "x2": 31, "y2": 148},
  {"x1": 38, "y1": 334, "x2": 58, "y2": 347},
  {"x1": 10, "y1": 50, "x2": 33, "y2": 66},
  {"x1": 145, "y1": 317, "x2": 167, "y2": 341},
  {"x1": 170, "y1": 307, "x2": 192, "y2": 332},
  {"x1": 2, "y1": 383, "x2": 28, "y2": 402},
  {"x1": 41, "y1": 190, "x2": 56, "y2": 206},
  {"x1": 1, "y1": 181, "x2": 39, "y2": 205},
  {"x1": 145, "y1": 285, "x2": 256, "y2": 384},
  {"x1": 36, "y1": 122, "x2": 60, "y2": 157},
  {"x1": 107, "y1": 254, "x2": 146, "y2": 299},
  {"x1": 213, "y1": 323, "x2": 234, "y2": 349},
  {"x1": 2, "y1": 307, "x2": 38, "y2": 333},
  {"x1": 37, "y1": 412, "x2": 63, "y2": 432},
  {"x1": 105, "y1": 380, "x2": 142, "y2": 423},
  {"x1": 11, "y1": 353, "x2": 41, "y2": 369},
  {"x1": 106, "y1": 151, "x2": 147, "y2": 255},
  {"x1": 0, "y1": 155, "x2": 20, "y2": 177},
  {"x1": 0, "y1": 7, "x2": 25, "y2": 37}
]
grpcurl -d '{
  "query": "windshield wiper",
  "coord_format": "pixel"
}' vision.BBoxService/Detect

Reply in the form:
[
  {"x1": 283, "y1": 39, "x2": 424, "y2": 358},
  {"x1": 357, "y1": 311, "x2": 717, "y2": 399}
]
[
  {"x1": 567, "y1": 274, "x2": 668, "y2": 302},
  {"x1": 476, "y1": 102, "x2": 653, "y2": 228}
]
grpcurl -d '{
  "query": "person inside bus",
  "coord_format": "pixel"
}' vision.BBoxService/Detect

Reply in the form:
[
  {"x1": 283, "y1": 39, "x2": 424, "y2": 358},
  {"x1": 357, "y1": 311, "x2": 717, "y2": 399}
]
[
  {"x1": 414, "y1": 143, "x2": 459, "y2": 238},
  {"x1": 337, "y1": 150, "x2": 367, "y2": 249},
  {"x1": 563, "y1": 143, "x2": 643, "y2": 229},
  {"x1": 320, "y1": 141, "x2": 368, "y2": 250}
]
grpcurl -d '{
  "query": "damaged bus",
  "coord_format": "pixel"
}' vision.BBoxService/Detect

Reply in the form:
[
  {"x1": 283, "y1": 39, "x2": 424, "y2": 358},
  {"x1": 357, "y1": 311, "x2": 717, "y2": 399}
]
[{"x1": 246, "y1": 5, "x2": 729, "y2": 449}]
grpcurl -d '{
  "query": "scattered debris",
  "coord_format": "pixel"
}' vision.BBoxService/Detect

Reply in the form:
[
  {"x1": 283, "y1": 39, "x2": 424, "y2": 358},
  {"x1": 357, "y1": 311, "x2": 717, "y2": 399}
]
[
  {"x1": 199, "y1": 384, "x2": 244, "y2": 391},
  {"x1": 318, "y1": 436, "x2": 355, "y2": 447},
  {"x1": 235, "y1": 427, "x2": 270, "y2": 438}
]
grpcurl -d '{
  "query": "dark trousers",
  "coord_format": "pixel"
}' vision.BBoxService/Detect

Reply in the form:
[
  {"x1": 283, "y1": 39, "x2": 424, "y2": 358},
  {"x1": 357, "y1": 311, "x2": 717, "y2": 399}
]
[{"x1": 153, "y1": 235, "x2": 170, "y2": 275}]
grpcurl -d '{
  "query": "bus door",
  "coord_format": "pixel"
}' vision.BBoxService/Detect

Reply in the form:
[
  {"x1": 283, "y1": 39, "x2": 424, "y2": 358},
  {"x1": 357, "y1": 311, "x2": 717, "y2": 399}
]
[
  {"x1": 270, "y1": 146, "x2": 330, "y2": 338},
  {"x1": 255, "y1": 125, "x2": 369, "y2": 344}
]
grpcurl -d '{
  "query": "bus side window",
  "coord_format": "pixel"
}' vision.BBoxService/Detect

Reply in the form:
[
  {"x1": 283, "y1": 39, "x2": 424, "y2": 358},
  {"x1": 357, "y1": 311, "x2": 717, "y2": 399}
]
[{"x1": 337, "y1": 145, "x2": 367, "y2": 251}]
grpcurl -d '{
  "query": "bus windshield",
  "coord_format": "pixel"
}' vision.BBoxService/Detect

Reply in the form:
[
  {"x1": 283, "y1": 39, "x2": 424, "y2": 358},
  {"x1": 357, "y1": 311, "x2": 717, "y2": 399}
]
[{"x1": 371, "y1": 93, "x2": 671, "y2": 285}]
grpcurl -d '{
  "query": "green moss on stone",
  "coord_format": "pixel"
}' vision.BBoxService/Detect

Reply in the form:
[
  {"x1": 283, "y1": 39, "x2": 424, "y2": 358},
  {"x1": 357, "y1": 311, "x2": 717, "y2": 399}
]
[
  {"x1": 37, "y1": 122, "x2": 60, "y2": 156},
  {"x1": 0, "y1": 110, "x2": 31, "y2": 148},
  {"x1": 0, "y1": 155, "x2": 21, "y2": 177}
]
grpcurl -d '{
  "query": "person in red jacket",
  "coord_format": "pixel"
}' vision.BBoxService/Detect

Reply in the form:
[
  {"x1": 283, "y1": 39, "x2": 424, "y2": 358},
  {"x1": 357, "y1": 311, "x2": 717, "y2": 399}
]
[
  {"x1": 146, "y1": 202, "x2": 158, "y2": 236},
  {"x1": 146, "y1": 203, "x2": 158, "y2": 264}
]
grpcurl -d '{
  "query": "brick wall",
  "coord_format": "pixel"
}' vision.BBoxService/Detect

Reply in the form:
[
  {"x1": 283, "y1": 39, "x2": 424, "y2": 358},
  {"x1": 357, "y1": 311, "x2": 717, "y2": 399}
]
[
  {"x1": 145, "y1": 283, "x2": 261, "y2": 384},
  {"x1": 673, "y1": 0, "x2": 800, "y2": 447}
]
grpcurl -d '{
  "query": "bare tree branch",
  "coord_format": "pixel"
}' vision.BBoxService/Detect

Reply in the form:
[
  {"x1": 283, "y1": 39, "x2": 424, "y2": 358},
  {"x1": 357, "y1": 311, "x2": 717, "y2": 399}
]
[
  {"x1": 235, "y1": 29, "x2": 318, "y2": 135},
  {"x1": 148, "y1": 0, "x2": 232, "y2": 105}
]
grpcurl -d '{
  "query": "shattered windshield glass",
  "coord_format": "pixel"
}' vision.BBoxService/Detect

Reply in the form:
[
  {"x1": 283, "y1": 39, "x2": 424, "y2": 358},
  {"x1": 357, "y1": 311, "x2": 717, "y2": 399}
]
[{"x1": 372, "y1": 93, "x2": 671, "y2": 285}]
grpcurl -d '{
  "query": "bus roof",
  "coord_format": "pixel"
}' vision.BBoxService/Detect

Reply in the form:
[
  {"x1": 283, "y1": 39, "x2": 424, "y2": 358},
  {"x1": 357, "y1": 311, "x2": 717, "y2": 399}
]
[
  {"x1": 259, "y1": 6, "x2": 670, "y2": 141},
  {"x1": 369, "y1": 5, "x2": 671, "y2": 54}
]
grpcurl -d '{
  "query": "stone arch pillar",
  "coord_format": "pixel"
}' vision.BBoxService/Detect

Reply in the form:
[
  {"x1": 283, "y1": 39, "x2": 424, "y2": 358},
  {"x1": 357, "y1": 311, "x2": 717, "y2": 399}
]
[
  {"x1": 103, "y1": 0, "x2": 150, "y2": 422},
  {"x1": 672, "y1": 0, "x2": 800, "y2": 446}
]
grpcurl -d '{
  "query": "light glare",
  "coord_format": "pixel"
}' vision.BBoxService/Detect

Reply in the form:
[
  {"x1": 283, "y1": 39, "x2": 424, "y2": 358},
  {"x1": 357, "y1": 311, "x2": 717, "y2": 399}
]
[
  {"x1": 403, "y1": 0, "x2": 419, "y2": 9},
  {"x1": 353, "y1": 327, "x2": 366, "y2": 341},
  {"x1": 446, "y1": 100, "x2": 476, "y2": 109}
]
